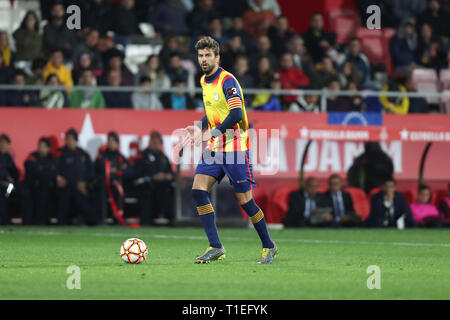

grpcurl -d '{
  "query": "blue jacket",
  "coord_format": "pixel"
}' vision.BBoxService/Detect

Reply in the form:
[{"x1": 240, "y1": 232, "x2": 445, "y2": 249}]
[{"x1": 365, "y1": 191, "x2": 415, "y2": 228}]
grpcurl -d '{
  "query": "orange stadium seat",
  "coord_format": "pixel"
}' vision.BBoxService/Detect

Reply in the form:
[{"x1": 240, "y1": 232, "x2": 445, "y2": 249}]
[
  {"x1": 403, "y1": 189, "x2": 418, "y2": 205},
  {"x1": 344, "y1": 187, "x2": 370, "y2": 221},
  {"x1": 368, "y1": 187, "x2": 382, "y2": 198},
  {"x1": 328, "y1": 9, "x2": 361, "y2": 44},
  {"x1": 356, "y1": 27, "x2": 386, "y2": 65},
  {"x1": 268, "y1": 186, "x2": 299, "y2": 223},
  {"x1": 412, "y1": 68, "x2": 440, "y2": 104}
]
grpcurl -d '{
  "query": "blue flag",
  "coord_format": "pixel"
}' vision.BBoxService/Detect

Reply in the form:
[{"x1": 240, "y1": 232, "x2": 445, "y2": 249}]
[{"x1": 328, "y1": 112, "x2": 383, "y2": 126}]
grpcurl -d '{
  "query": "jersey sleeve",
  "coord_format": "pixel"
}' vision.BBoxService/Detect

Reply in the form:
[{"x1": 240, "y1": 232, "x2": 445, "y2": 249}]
[{"x1": 222, "y1": 77, "x2": 243, "y2": 110}]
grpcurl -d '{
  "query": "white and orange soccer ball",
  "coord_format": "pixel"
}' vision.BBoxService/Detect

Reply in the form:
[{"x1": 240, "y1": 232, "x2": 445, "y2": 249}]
[{"x1": 120, "y1": 238, "x2": 148, "y2": 264}]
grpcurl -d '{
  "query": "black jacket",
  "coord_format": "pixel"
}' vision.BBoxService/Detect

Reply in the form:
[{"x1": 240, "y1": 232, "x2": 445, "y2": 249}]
[
  {"x1": 57, "y1": 146, "x2": 94, "y2": 186},
  {"x1": 283, "y1": 188, "x2": 320, "y2": 227},
  {"x1": 365, "y1": 191, "x2": 415, "y2": 228},
  {"x1": 95, "y1": 149, "x2": 132, "y2": 183},
  {"x1": 24, "y1": 151, "x2": 57, "y2": 189},
  {"x1": 0, "y1": 152, "x2": 19, "y2": 182},
  {"x1": 318, "y1": 190, "x2": 355, "y2": 219}
]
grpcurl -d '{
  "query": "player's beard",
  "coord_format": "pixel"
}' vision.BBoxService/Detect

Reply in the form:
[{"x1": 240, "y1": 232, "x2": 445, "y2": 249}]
[{"x1": 202, "y1": 62, "x2": 215, "y2": 75}]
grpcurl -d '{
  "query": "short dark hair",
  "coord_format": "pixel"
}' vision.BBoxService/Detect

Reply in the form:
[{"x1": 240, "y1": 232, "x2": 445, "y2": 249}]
[
  {"x1": 38, "y1": 136, "x2": 51, "y2": 148},
  {"x1": 108, "y1": 131, "x2": 120, "y2": 143},
  {"x1": 195, "y1": 36, "x2": 220, "y2": 56},
  {"x1": 0, "y1": 133, "x2": 11, "y2": 144},
  {"x1": 384, "y1": 177, "x2": 396, "y2": 185},
  {"x1": 139, "y1": 75, "x2": 151, "y2": 84},
  {"x1": 65, "y1": 128, "x2": 78, "y2": 141},
  {"x1": 418, "y1": 184, "x2": 431, "y2": 192}
]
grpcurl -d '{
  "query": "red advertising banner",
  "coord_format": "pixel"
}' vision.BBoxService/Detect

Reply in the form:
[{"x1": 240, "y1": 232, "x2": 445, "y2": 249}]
[{"x1": 0, "y1": 108, "x2": 449, "y2": 183}]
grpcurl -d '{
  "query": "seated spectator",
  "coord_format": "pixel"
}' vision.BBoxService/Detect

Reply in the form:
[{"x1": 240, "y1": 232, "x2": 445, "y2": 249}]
[
  {"x1": 242, "y1": 0, "x2": 277, "y2": 39},
  {"x1": 283, "y1": 177, "x2": 333, "y2": 227},
  {"x1": 302, "y1": 12, "x2": 336, "y2": 63},
  {"x1": 161, "y1": 77, "x2": 195, "y2": 110},
  {"x1": 437, "y1": 182, "x2": 450, "y2": 224},
  {"x1": 0, "y1": 54, "x2": 13, "y2": 85},
  {"x1": 233, "y1": 55, "x2": 255, "y2": 106},
  {"x1": 111, "y1": 0, "x2": 140, "y2": 46},
  {"x1": 12, "y1": 10, "x2": 44, "y2": 61},
  {"x1": 0, "y1": 31, "x2": 15, "y2": 68},
  {"x1": 131, "y1": 76, "x2": 163, "y2": 110},
  {"x1": 134, "y1": 131, "x2": 174, "y2": 226},
  {"x1": 416, "y1": 23, "x2": 448, "y2": 71},
  {"x1": 253, "y1": 55, "x2": 274, "y2": 89},
  {"x1": 72, "y1": 28, "x2": 103, "y2": 72},
  {"x1": 80, "y1": 0, "x2": 112, "y2": 35},
  {"x1": 286, "y1": 36, "x2": 314, "y2": 78},
  {"x1": 267, "y1": 15, "x2": 295, "y2": 58},
  {"x1": 56, "y1": 128, "x2": 96, "y2": 225},
  {"x1": 289, "y1": 89, "x2": 320, "y2": 113},
  {"x1": 6, "y1": 70, "x2": 38, "y2": 107},
  {"x1": 227, "y1": 16, "x2": 256, "y2": 53},
  {"x1": 220, "y1": 34, "x2": 247, "y2": 71},
  {"x1": 347, "y1": 142, "x2": 394, "y2": 193},
  {"x1": 98, "y1": 33, "x2": 117, "y2": 67},
  {"x1": 166, "y1": 53, "x2": 189, "y2": 84},
  {"x1": 278, "y1": 52, "x2": 310, "y2": 104},
  {"x1": 43, "y1": 2, "x2": 77, "y2": 59},
  {"x1": 187, "y1": 0, "x2": 216, "y2": 36},
  {"x1": 379, "y1": 80, "x2": 410, "y2": 114},
  {"x1": 338, "y1": 61, "x2": 362, "y2": 89},
  {"x1": 365, "y1": 178, "x2": 415, "y2": 228},
  {"x1": 0, "y1": 133, "x2": 19, "y2": 225},
  {"x1": 417, "y1": 0, "x2": 450, "y2": 38},
  {"x1": 69, "y1": 69, "x2": 106, "y2": 109},
  {"x1": 338, "y1": 38, "x2": 370, "y2": 85},
  {"x1": 346, "y1": 81, "x2": 364, "y2": 111},
  {"x1": 149, "y1": 0, "x2": 190, "y2": 36},
  {"x1": 43, "y1": 49, "x2": 74, "y2": 89},
  {"x1": 159, "y1": 35, "x2": 184, "y2": 71},
  {"x1": 206, "y1": 17, "x2": 228, "y2": 44},
  {"x1": 137, "y1": 55, "x2": 171, "y2": 95},
  {"x1": 23, "y1": 137, "x2": 57, "y2": 225},
  {"x1": 72, "y1": 52, "x2": 97, "y2": 85},
  {"x1": 318, "y1": 174, "x2": 361, "y2": 226},
  {"x1": 102, "y1": 49, "x2": 134, "y2": 86},
  {"x1": 39, "y1": 74, "x2": 66, "y2": 109},
  {"x1": 103, "y1": 69, "x2": 132, "y2": 108},
  {"x1": 404, "y1": 76, "x2": 429, "y2": 113},
  {"x1": 389, "y1": 19, "x2": 418, "y2": 78},
  {"x1": 411, "y1": 184, "x2": 442, "y2": 227},
  {"x1": 384, "y1": 0, "x2": 427, "y2": 27},
  {"x1": 326, "y1": 80, "x2": 355, "y2": 112},
  {"x1": 251, "y1": 35, "x2": 278, "y2": 71},
  {"x1": 310, "y1": 56, "x2": 340, "y2": 89},
  {"x1": 26, "y1": 58, "x2": 46, "y2": 85},
  {"x1": 252, "y1": 72, "x2": 282, "y2": 111}
]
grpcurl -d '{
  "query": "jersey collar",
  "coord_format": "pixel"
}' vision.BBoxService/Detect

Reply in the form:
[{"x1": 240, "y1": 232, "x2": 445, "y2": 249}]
[{"x1": 204, "y1": 67, "x2": 223, "y2": 84}]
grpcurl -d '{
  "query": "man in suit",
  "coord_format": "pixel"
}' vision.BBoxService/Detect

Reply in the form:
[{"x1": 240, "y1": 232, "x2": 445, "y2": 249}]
[
  {"x1": 282, "y1": 177, "x2": 333, "y2": 227},
  {"x1": 365, "y1": 178, "x2": 415, "y2": 228},
  {"x1": 318, "y1": 174, "x2": 361, "y2": 227}
]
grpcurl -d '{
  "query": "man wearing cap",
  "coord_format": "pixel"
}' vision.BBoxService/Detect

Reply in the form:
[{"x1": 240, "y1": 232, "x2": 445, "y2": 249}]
[
  {"x1": 23, "y1": 137, "x2": 58, "y2": 225},
  {"x1": 0, "y1": 134, "x2": 19, "y2": 225},
  {"x1": 134, "y1": 131, "x2": 174, "y2": 226},
  {"x1": 56, "y1": 128, "x2": 96, "y2": 225}
]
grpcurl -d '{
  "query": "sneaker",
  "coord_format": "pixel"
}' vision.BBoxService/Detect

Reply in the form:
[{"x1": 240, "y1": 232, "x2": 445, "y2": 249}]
[
  {"x1": 258, "y1": 243, "x2": 278, "y2": 264},
  {"x1": 194, "y1": 246, "x2": 226, "y2": 264}
]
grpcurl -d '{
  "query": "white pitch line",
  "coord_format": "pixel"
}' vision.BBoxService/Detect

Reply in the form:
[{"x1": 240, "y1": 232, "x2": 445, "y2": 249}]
[{"x1": 1, "y1": 229, "x2": 449, "y2": 248}]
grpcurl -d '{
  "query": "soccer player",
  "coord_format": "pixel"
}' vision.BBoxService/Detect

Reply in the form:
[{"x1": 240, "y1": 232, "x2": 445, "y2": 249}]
[{"x1": 179, "y1": 36, "x2": 277, "y2": 264}]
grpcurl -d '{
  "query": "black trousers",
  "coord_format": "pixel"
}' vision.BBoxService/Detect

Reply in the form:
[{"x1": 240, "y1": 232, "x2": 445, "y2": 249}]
[
  {"x1": 57, "y1": 187, "x2": 96, "y2": 225},
  {"x1": 138, "y1": 181, "x2": 174, "y2": 225}
]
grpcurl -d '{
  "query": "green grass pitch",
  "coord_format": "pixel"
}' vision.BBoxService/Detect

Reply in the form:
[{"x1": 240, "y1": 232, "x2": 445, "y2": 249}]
[{"x1": 0, "y1": 226, "x2": 449, "y2": 300}]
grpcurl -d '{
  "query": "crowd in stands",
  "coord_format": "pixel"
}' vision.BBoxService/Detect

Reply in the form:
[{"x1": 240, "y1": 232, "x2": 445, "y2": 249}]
[{"x1": 0, "y1": 0, "x2": 447, "y2": 113}]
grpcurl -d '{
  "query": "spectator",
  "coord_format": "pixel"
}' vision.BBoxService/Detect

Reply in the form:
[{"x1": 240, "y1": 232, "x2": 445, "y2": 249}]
[
  {"x1": 365, "y1": 178, "x2": 415, "y2": 228},
  {"x1": 6, "y1": 70, "x2": 38, "y2": 107},
  {"x1": 72, "y1": 28, "x2": 103, "y2": 72},
  {"x1": 98, "y1": 33, "x2": 117, "y2": 67},
  {"x1": 346, "y1": 81, "x2": 364, "y2": 111},
  {"x1": 310, "y1": 56, "x2": 340, "y2": 89},
  {"x1": 325, "y1": 79, "x2": 357, "y2": 112},
  {"x1": 81, "y1": 0, "x2": 112, "y2": 35},
  {"x1": 267, "y1": 15, "x2": 295, "y2": 58},
  {"x1": 404, "y1": 76, "x2": 429, "y2": 113},
  {"x1": 252, "y1": 72, "x2": 282, "y2": 111},
  {"x1": 228, "y1": 16, "x2": 257, "y2": 53},
  {"x1": 161, "y1": 77, "x2": 195, "y2": 110},
  {"x1": 23, "y1": 137, "x2": 57, "y2": 225},
  {"x1": 437, "y1": 182, "x2": 450, "y2": 224},
  {"x1": 0, "y1": 31, "x2": 15, "y2": 68},
  {"x1": 131, "y1": 76, "x2": 163, "y2": 110},
  {"x1": 111, "y1": 0, "x2": 140, "y2": 46},
  {"x1": 221, "y1": 34, "x2": 247, "y2": 71},
  {"x1": 188, "y1": 0, "x2": 216, "y2": 35},
  {"x1": 233, "y1": 55, "x2": 255, "y2": 106},
  {"x1": 39, "y1": 74, "x2": 66, "y2": 109},
  {"x1": 94, "y1": 131, "x2": 132, "y2": 225},
  {"x1": 102, "y1": 49, "x2": 134, "y2": 86},
  {"x1": 69, "y1": 69, "x2": 106, "y2": 109},
  {"x1": 26, "y1": 58, "x2": 46, "y2": 85},
  {"x1": 159, "y1": 35, "x2": 184, "y2": 71},
  {"x1": 166, "y1": 53, "x2": 189, "y2": 84},
  {"x1": 12, "y1": 10, "x2": 44, "y2": 61},
  {"x1": 338, "y1": 61, "x2": 363, "y2": 89},
  {"x1": 0, "y1": 134, "x2": 19, "y2": 225},
  {"x1": 411, "y1": 184, "x2": 442, "y2": 227},
  {"x1": 242, "y1": 0, "x2": 277, "y2": 39},
  {"x1": 416, "y1": 23, "x2": 448, "y2": 71},
  {"x1": 338, "y1": 38, "x2": 371, "y2": 85},
  {"x1": 43, "y1": 2, "x2": 77, "y2": 59},
  {"x1": 302, "y1": 13, "x2": 336, "y2": 63},
  {"x1": 286, "y1": 36, "x2": 314, "y2": 78},
  {"x1": 253, "y1": 55, "x2": 274, "y2": 89},
  {"x1": 379, "y1": 80, "x2": 410, "y2": 114},
  {"x1": 347, "y1": 142, "x2": 394, "y2": 194},
  {"x1": 289, "y1": 88, "x2": 320, "y2": 112},
  {"x1": 417, "y1": 0, "x2": 450, "y2": 38},
  {"x1": 318, "y1": 174, "x2": 361, "y2": 226},
  {"x1": 0, "y1": 54, "x2": 13, "y2": 85},
  {"x1": 72, "y1": 52, "x2": 97, "y2": 85},
  {"x1": 43, "y1": 49, "x2": 74, "y2": 89},
  {"x1": 278, "y1": 52, "x2": 310, "y2": 104},
  {"x1": 207, "y1": 17, "x2": 228, "y2": 44},
  {"x1": 251, "y1": 35, "x2": 278, "y2": 71},
  {"x1": 283, "y1": 177, "x2": 333, "y2": 227},
  {"x1": 384, "y1": 0, "x2": 427, "y2": 26},
  {"x1": 134, "y1": 131, "x2": 175, "y2": 226},
  {"x1": 149, "y1": 0, "x2": 190, "y2": 36},
  {"x1": 137, "y1": 55, "x2": 171, "y2": 94},
  {"x1": 389, "y1": 19, "x2": 418, "y2": 78},
  {"x1": 103, "y1": 69, "x2": 132, "y2": 108},
  {"x1": 56, "y1": 128, "x2": 96, "y2": 225}
]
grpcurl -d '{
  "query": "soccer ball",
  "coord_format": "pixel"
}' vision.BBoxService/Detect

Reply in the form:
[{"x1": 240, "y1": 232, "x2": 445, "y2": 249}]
[{"x1": 120, "y1": 238, "x2": 148, "y2": 264}]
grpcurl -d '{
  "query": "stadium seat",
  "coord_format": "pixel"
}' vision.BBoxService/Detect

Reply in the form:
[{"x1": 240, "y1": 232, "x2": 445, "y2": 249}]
[
  {"x1": 441, "y1": 90, "x2": 450, "y2": 114},
  {"x1": 403, "y1": 189, "x2": 418, "y2": 205},
  {"x1": 439, "y1": 69, "x2": 450, "y2": 90},
  {"x1": 412, "y1": 68, "x2": 440, "y2": 104},
  {"x1": 368, "y1": 187, "x2": 381, "y2": 198},
  {"x1": 344, "y1": 187, "x2": 370, "y2": 221},
  {"x1": 268, "y1": 186, "x2": 298, "y2": 223},
  {"x1": 433, "y1": 189, "x2": 447, "y2": 206},
  {"x1": 328, "y1": 9, "x2": 361, "y2": 44},
  {"x1": 356, "y1": 27, "x2": 386, "y2": 65}
]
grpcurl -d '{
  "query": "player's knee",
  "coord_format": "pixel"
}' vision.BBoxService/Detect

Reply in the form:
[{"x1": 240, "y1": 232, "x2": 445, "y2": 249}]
[
  {"x1": 192, "y1": 189, "x2": 209, "y2": 203},
  {"x1": 236, "y1": 191, "x2": 253, "y2": 205}
]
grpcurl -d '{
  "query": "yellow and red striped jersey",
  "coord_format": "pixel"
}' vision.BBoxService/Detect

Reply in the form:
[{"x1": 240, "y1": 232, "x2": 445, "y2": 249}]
[{"x1": 200, "y1": 67, "x2": 250, "y2": 152}]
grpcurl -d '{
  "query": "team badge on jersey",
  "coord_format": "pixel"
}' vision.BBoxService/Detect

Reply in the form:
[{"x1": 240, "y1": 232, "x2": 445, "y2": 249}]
[{"x1": 214, "y1": 93, "x2": 219, "y2": 101}]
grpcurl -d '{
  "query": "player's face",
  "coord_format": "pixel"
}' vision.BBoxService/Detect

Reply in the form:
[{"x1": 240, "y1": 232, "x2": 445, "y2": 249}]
[{"x1": 198, "y1": 48, "x2": 219, "y2": 75}]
